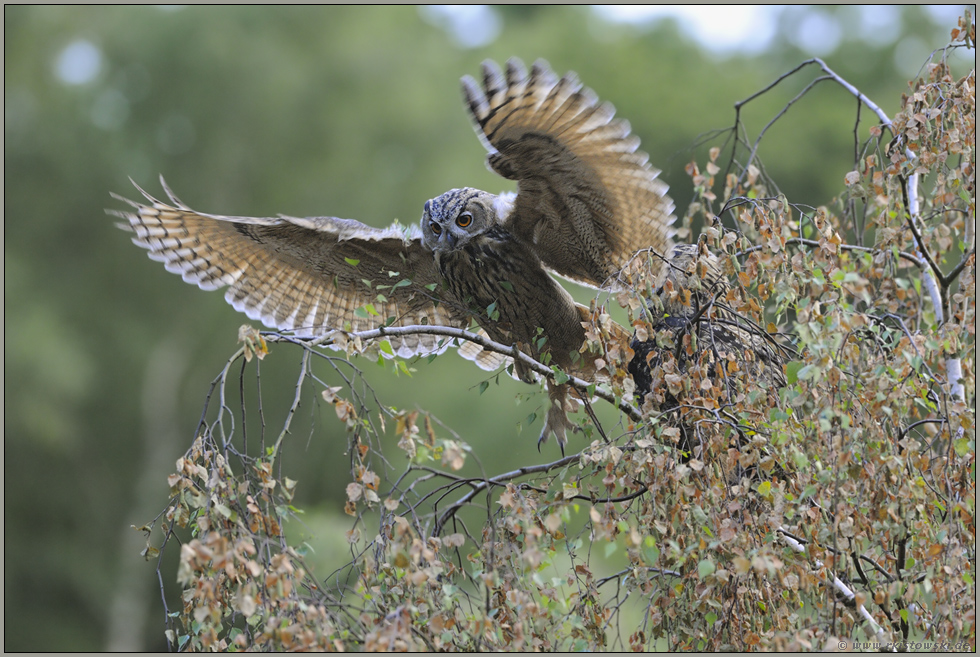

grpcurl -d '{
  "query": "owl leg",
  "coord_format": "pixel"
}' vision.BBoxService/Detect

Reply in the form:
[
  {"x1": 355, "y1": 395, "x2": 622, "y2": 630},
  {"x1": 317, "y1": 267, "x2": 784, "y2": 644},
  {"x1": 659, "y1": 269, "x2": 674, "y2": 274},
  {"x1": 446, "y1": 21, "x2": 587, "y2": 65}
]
[
  {"x1": 513, "y1": 358, "x2": 537, "y2": 384},
  {"x1": 538, "y1": 382, "x2": 580, "y2": 454}
]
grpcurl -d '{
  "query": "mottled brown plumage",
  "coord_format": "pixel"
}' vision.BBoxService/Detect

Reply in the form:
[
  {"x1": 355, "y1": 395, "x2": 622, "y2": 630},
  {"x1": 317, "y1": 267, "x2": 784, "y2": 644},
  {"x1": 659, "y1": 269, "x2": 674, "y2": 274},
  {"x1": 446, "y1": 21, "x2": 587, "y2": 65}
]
[{"x1": 112, "y1": 58, "x2": 674, "y2": 450}]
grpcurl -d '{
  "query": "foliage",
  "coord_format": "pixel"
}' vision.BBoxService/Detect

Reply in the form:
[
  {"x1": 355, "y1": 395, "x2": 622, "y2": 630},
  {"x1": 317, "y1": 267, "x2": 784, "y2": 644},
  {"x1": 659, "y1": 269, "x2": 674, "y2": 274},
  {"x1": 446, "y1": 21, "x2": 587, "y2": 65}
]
[{"x1": 142, "y1": 15, "x2": 975, "y2": 652}]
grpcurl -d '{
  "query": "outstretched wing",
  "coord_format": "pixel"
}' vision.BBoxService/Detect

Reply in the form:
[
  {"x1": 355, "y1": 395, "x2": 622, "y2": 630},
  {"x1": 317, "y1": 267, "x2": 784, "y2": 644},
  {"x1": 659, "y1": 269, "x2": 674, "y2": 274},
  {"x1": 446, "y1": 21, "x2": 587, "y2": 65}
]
[
  {"x1": 111, "y1": 178, "x2": 461, "y2": 358},
  {"x1": 462, "y1": 58, "x2": 675, "y2": 288}
]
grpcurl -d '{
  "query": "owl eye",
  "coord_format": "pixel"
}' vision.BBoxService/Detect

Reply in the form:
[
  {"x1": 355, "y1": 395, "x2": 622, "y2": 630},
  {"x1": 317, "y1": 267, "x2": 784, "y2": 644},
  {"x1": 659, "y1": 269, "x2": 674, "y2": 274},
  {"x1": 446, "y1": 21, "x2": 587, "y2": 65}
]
[
  {"x1": 429, "y1": 221, "x2": 442, "y2": 235},
  {"x1": 456, "y1": 212, "x2": 473, "y2": 228}
]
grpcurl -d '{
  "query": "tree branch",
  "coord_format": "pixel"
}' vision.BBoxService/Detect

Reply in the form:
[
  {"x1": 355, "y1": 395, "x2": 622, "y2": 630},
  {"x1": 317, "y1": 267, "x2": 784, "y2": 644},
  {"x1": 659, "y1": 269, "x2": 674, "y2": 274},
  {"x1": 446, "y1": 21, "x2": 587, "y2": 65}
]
[
  {"x1": 737, "y1": 237, "x2": 926, "y2": 269},
  {"x1": 432, "y1": 453, "x2": 580, "y2": 535},
  {"x1": 777, "y1": 529, "x2": 887, "y2": 641},
  {"x1": 733, "y1": 56, "x2": 965, "y2": 405},
  {"x1": 266, "y1": 325, "x2": 643, "y2": 423}
]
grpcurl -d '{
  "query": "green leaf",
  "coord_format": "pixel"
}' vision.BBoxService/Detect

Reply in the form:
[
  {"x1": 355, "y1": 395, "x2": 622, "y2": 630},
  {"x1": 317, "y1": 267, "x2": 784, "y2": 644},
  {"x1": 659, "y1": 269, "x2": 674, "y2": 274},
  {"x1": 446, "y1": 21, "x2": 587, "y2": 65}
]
[
  {"x1": 499, "y1": 280, "x2": 514, "y2": 291},
  {"x1": 697, "y1": 559, "x2": 715, "y2": 579},
  {"x1": 785, "y1": 360, "x2": 804, "y2": 384},
  {"x1": 796, "y1": 364, "x2": 817, "y2": 381},
  {"x1": 769, "y1": 408, "x2": 790, "y2": 422},
  {"x1": 642, "y1": 543, "x2": 660, "y2": 566},
  {"x1": 344, "y1": 257, "x2": 360, "y2": 267},
  {"x1": 379, "y1": 340, "x2": 394, "y2": 356}
]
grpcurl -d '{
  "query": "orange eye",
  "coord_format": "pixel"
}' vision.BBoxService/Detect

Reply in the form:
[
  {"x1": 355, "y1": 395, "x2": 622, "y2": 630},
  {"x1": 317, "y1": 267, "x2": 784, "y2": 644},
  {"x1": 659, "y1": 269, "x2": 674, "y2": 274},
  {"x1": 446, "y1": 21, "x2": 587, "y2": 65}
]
[
  {"x1": 429, "y1": 221, "x2": 442, "y2": 235},
  {"x1": 456, "y1": 212, "x2": 473, "y2": 228}
]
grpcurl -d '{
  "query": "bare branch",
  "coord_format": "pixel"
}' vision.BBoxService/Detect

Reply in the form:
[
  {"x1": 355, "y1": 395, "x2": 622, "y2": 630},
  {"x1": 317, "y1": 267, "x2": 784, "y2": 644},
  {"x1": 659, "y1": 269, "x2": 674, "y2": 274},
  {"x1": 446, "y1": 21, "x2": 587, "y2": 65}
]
[{"x1": 432, "y1": 453, "x2": 580, "y2": 535}]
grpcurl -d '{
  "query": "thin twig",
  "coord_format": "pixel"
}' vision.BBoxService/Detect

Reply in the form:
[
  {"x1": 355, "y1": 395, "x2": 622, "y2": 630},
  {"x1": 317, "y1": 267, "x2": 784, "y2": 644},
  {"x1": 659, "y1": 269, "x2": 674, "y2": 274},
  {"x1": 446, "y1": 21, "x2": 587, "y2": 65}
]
[{"x1": 737, "y1": 237, "x2": 926, "y2": 269}]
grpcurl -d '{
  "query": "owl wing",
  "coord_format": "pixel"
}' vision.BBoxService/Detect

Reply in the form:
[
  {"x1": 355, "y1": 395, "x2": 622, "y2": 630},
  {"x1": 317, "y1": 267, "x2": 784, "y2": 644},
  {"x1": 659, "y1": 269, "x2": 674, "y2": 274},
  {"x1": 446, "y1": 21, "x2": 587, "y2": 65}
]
[
  {"x1": 111, "y1": 179, "x2": 462, "y2": 359},
  {"x1": 462, "y1": 58, "x2": 675, "y2": 288}
]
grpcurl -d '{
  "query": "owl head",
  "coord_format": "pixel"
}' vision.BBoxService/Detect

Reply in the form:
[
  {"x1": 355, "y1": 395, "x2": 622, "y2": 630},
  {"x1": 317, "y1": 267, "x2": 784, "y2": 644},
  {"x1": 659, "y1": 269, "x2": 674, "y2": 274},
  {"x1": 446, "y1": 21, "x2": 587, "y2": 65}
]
[{"x1": 420, "y1": 187, "x2": 514, "y2": 254}]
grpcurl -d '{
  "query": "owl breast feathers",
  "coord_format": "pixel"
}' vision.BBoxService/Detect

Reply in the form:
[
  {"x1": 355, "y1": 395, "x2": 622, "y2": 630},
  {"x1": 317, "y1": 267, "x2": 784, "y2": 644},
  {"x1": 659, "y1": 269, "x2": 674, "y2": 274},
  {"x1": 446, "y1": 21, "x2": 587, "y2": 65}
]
[{"x1": 112, "y1": 58, "x2": 678, "y2": 450}]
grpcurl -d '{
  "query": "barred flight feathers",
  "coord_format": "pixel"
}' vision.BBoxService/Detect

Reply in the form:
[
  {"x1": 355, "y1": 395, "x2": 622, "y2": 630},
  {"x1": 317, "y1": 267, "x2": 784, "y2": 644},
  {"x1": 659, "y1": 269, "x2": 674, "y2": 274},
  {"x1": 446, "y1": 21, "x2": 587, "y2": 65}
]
[
  {"x1": 111, "y1": 178, "x2": 459, "y2": 359},
  {"x1": 462, "y1": 57, "x2": 675, "y2": 289}
]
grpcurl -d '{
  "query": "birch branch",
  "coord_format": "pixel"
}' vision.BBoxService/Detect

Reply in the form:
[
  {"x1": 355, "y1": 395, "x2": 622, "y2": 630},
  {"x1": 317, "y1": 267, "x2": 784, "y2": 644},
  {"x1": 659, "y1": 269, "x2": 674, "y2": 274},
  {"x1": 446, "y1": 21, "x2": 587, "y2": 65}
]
[
  {"x1": 778, "y1": 529, "x2": 889, "y2": 643},
  {"x1": 266, "y1": 325, "x2": 643, "y2": 423},
  {"x1": 807, "y1": 58, "x2": 962, "y2": 403}
]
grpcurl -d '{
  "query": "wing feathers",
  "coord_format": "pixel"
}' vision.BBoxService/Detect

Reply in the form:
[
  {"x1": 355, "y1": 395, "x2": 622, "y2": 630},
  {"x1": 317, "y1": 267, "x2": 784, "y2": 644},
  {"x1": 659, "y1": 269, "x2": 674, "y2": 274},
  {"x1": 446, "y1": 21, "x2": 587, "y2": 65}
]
[
  {"x1": 462, "y1": 57, "x2": 675, "y2": 288},
  {"x1": 113, "y1": 179, "x2": 460, "y2": 356}
]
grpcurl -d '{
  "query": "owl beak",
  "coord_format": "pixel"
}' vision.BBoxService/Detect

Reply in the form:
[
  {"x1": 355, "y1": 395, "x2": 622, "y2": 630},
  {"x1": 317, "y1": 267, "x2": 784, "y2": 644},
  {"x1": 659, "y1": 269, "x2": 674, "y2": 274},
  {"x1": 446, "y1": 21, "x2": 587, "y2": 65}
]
[{"x1": 439, "y1": 231, "x2": 457, "y2": 249}]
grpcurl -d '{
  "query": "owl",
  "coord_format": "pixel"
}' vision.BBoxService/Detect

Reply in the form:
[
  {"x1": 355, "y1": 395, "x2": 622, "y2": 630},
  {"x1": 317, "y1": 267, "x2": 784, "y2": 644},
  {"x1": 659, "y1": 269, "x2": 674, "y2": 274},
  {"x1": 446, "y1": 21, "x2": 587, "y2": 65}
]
[{"x1": 112, "y1": 58, "x2": 675, "y2": 450}]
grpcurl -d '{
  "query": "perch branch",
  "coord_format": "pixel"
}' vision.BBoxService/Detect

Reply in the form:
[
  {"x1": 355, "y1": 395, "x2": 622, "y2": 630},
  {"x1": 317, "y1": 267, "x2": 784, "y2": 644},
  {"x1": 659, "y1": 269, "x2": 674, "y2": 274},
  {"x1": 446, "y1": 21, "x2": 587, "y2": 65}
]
[{"x1": 266, "y1": 325, "x2": 643, "y2": 423}]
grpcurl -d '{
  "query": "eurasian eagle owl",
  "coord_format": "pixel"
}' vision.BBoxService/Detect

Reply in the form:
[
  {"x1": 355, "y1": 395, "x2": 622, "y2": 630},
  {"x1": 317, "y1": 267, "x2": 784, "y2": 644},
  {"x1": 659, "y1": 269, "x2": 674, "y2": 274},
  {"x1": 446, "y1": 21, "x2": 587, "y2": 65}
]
[{"x1": 113, "y1": 58, "x2": 676, "y2": 450}]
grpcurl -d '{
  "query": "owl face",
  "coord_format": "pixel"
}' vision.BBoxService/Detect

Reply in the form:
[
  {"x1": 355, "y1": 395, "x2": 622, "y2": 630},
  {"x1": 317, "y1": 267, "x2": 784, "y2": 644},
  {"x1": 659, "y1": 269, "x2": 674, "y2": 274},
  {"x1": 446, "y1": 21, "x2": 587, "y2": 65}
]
[{"x1": 421, "y1": 187, "x2": 498, "y2": 255}]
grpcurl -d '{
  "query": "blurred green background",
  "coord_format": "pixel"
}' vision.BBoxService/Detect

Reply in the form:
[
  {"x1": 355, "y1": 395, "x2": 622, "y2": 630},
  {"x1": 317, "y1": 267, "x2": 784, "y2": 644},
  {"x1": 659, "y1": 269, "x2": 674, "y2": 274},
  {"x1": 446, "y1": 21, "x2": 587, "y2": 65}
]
[{"x1": 4, "y1": 5, "x2": 969, "y2": 650}]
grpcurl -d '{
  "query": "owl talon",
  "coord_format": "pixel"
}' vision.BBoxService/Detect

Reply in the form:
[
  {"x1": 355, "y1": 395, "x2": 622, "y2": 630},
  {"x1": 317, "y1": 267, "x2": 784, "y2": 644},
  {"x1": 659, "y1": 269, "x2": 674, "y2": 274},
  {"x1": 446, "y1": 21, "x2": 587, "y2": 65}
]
[
  {"x1": 538, "y1": 394, "x2": 579, "y2": 453},
  {"x1": 537, "y1": 424, "x2": 566, "y2": 457}
]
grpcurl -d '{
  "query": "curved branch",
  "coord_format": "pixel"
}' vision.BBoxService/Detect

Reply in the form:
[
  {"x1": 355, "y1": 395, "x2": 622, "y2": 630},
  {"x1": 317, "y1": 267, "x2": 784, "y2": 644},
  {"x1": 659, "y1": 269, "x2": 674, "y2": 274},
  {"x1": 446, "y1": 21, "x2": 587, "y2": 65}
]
[
  {"x1": 737, "y1": 237, "x2": 926, "y2": 269},
  {"x1": 267, "y1": 325, "x2": 643, "y2": 423},
  {"x1": 942, "y1": 246, "x2": 975, "y2": 289},
  {"x1": 742, "y1": 57, "x2": 965, "y2": 405},
  {"x1": 432, "y1": 453, "x2": 580, "y2": 535},
  {"x1": 777, "y1": 529, "x2": 886, "y2": 640}
]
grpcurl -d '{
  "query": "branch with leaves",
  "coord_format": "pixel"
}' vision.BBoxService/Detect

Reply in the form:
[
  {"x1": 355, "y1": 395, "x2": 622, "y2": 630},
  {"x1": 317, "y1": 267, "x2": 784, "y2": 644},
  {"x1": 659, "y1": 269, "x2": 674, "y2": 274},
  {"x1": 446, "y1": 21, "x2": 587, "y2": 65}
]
[{"x1": 140, "y1": 14, "x2": 975, "y2": 652}]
